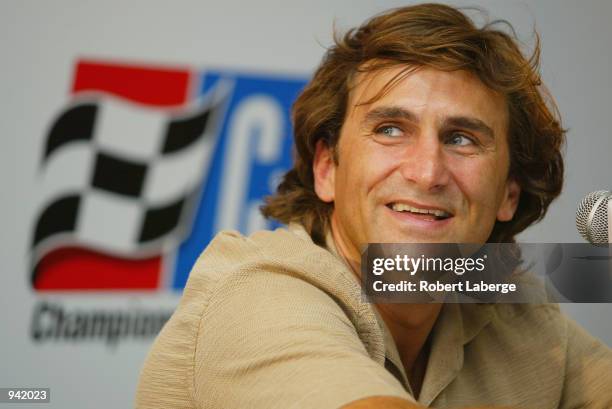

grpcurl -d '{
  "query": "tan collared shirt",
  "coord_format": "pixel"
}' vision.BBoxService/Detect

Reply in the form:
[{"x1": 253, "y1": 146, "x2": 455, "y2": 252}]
[{"x1": 136, "y1": 225, "x2": 612, "y2": 409}]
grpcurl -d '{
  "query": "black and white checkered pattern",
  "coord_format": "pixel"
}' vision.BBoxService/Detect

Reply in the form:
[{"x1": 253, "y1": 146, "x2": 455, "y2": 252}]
[{"x1": 32, "y1": 83, "x2": 230, "y2": 258}]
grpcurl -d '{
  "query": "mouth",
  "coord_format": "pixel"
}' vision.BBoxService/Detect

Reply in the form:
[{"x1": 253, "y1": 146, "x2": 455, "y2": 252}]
[{"x1": 386, "y1": 202, "x2": 453, "y2": 221}]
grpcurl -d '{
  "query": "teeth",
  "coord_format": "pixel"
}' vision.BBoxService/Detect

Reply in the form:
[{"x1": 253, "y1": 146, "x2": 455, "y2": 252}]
[{"x1": 390, "y1": 203, "x2": 450, "y2": 217}]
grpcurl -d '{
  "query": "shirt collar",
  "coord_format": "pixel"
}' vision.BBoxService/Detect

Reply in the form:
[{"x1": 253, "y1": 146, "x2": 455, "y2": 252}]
[
  {"x1": 319, "y1": 223, "x2": 493, "y2": 403},
  {"x1": 418, "y1": 301, "x2": 492, "y2": 405}
]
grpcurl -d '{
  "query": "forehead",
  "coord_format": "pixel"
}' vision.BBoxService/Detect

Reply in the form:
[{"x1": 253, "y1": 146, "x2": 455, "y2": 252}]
[{"x1": 346, "y1": 65, "x2": 509, "y2": 133}]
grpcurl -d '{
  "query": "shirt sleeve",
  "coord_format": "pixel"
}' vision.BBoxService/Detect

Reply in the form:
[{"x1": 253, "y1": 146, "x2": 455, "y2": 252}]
[
  {"x1": 559, "y1": 317, "x2": 612, "y2": 408},
  {"x1": 192, "y1": 269, "x2": 413, "y2": 409}
]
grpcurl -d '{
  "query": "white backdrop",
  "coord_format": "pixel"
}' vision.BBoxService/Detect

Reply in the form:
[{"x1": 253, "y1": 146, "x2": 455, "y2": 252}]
[{"x1": 1, "y1": 1, "x2": 611, "y2": 408}]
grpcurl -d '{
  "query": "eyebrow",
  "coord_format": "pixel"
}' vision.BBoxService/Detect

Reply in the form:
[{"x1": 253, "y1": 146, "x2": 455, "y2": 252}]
[
  {"x1": 443, "y1": 116, "x2": 495, "y2": 140},
  {"x1": 363, "y1": 106, "x2": 419, "y2": 124},
  {"x1": 363, "y1": 106, "x2": 496, "y2": 140}
]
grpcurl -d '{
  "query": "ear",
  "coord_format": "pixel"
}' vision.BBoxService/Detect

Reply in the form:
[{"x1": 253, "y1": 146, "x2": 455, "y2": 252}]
[
  {"x1": 313, "y1": 139, "x2": 336, "y2": 203},
  {"x1": 497, "y1": 178, "x2": 521, "y2": 222}
]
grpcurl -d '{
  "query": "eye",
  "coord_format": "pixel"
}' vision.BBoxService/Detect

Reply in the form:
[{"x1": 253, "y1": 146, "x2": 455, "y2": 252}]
[
  {"x1": 375, "y1": 125, "x2": 403, "y2": 138},
  {"x1": 446, "y1": 132, "x2": 475, "y2": 146}
]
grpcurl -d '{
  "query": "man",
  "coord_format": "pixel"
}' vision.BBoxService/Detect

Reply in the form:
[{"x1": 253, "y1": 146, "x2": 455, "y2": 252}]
[{"x1": 136, "y1": 4, "x2": 612, "y2": 408}]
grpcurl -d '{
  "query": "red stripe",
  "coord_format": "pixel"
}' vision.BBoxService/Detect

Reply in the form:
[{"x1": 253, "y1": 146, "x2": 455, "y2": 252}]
[
  {"x1": 72, "y1": 59, "x2": 191, "y2": 106},
  {"x1": 34, "y1": 247, "x2": 161, "y2": 291}
]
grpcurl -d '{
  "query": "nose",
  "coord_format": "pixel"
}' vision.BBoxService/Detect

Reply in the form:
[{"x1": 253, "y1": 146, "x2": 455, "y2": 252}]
[{"x1": 398, "y1": 135, "x2": 450, "y2": 192}]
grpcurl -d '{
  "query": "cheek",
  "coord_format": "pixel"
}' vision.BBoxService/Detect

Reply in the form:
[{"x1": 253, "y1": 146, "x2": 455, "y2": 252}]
[
  {"x1": 448, "y1": 156, "x2": 506, "y2": 209},
  {"x1": 367, "y1": 147, "x2": 402, "y2": 186},
  {"x1": 337, "y1": 143, "x2": 398, "y2": 197}
]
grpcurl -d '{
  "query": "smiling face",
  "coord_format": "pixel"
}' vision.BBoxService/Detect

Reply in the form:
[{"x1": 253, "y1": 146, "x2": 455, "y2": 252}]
[{"x1": 313, "y1": 66, "x2": 520, "y2": 263}]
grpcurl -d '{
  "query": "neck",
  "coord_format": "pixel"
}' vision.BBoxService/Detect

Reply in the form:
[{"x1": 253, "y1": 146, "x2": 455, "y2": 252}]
[
  {"x1": 329, "y1": 215, "x2": 361, "y2": 277},
  {"x1": 376, "y1": 303, "x2": 441, "y2": 396},
  {"x1": 328, "y1": 215, "x2": 442, "y2": 395}
]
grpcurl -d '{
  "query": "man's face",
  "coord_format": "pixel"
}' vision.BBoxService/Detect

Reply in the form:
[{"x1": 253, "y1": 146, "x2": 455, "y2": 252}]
[{"x1": 313, "y1": 66, "x2": 520, "y2": 261}]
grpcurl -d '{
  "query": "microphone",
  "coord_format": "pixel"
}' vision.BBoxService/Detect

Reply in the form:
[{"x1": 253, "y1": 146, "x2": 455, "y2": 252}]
[{"x1": 576, "y1": 190, "x2": 611, "y2": 245}]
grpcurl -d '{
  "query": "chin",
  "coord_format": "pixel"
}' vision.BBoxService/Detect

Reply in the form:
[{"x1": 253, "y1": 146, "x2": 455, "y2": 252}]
[{"x1": 384, "y1": 225, "x2": 459, "y2": 243}]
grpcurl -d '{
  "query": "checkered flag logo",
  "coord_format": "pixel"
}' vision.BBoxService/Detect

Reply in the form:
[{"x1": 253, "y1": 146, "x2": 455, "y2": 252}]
[{"x1": 31, "y1": 65, "x2": 230, "y2": 290}]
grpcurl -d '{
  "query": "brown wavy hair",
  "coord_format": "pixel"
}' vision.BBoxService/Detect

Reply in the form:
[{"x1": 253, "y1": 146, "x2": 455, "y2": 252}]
[{"x1": 261, "y1": 3, "x2": 565, "y2": 245}]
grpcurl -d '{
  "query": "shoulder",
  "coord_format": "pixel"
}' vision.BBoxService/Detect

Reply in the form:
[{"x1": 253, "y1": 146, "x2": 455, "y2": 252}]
[
  {"x1": 165, "y1": 225, "x2": 386, "y2": 359},
  {"x1": 442, "y1": 303, "x2": 611, "y2": 408},
  {"x1": 186, "y1": 228, "x2": 404, "y2": 407},
  {"x1": 183, "y1": 227, "x2": 378, "y2": 336},
  {"x1": 136, "y1": 227, "x2": 395, "y2": 408},
  {"x1": 485, "y1": 303, "x2": 568, "y2": 345},
  {"x1": 479, "y1": 303, "x2": 611, "y2": 382}
]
